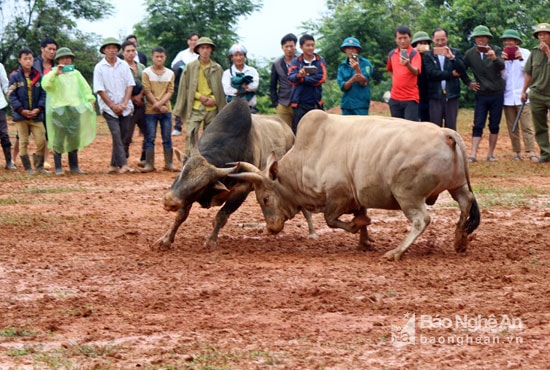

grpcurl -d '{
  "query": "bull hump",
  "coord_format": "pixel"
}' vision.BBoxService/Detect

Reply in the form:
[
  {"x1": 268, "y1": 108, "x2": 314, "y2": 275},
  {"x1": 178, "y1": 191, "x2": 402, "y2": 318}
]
[{"x1": 198, "y1": 99, "x2": 254, "y2": 165}]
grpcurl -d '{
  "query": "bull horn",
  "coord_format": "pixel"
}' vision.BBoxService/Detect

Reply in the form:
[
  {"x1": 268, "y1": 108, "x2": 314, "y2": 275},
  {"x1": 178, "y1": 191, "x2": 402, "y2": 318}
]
[
  {"x1": 233, "y1": 161, "x2": 261, "y2": 174},
  {"x1": 229, "y1": 171, "x2": 264, "y2": 186},
  {"x1": 215, "y1": 164, "x2": 239, "y2": 178},
  {"x1": 189, "y1": 128, "x2": 200, "y2": 156}
]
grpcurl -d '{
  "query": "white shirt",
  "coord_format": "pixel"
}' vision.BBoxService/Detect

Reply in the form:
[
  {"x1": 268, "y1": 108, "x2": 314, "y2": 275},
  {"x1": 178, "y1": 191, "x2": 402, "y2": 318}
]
[
  {"x1": 170, "y1": 48, "x2": 199, "y2": 68},
  {"x1": 0, "y1": 63, "x2": 8, "y2": 110},
  {"x1": 222, "y1": 64, "x2": 260, "y2": 107},
  {"x1": 502, "y1": 47, "x2": 530, "y2": 106},
  {"x1": 93, "y1": 57, "x2": 135, "y2": 117}
]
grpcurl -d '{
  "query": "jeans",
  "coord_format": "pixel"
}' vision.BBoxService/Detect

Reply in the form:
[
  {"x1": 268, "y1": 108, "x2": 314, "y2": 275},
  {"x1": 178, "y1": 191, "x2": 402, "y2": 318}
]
[{"x1": 145, "y1": 112, "x2": 172, "y2": 151}]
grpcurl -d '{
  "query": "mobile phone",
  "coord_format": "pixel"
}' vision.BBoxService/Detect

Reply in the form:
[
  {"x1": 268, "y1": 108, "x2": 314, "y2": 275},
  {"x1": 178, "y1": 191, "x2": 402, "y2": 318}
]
[
  {"x1": 417, "y1": 44, "x2": 430, "y2": 52},
  {"x1": 476, "y1": 45, "x2": 490, "y2": 53},
  {"x1": 304, "y1": 65, "x2": 318, "y2": 75},
  {"x1": 433, "y1": 47, "x2": 446, "y2": 55},
  {"x1": 61, "y1": 64, "x2": 75, "y2": 72},
  {"x1": 400, "y1": 49, "x2": 409, "y2": 59},
  {"x1": 504, "y1": 47, "x2": 518, "y2": 60}
]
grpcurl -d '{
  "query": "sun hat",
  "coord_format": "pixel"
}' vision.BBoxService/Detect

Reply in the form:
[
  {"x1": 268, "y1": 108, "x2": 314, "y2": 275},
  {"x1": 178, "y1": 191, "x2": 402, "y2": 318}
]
[
  {"x1": 55, "y1": 47, "x2": 75, "y2": 61},
  {"x1": 99, "y1": 37, "x2": 121, "y2": 54},
  {"x1": 340, "y1": 37, "x2": 362, "y2": 52},
  {"x1": 471, "y1": 25, "x2": 493, "y2": 39},
  {"x1": 500, "y1": 29, "x2": 522, "y2": 44},
  {"x1": 194, "y1": 37, "x2": 216, "y2": 53},
  {"x1": 411, "y1": 31, "x2": 433, "y2": 46},
  {"x1": 228, "y1": 43, "x2": 247, "y2": 56},
  {"x1": 533, "y1": 23, "x2": 550, "y2": 38}
]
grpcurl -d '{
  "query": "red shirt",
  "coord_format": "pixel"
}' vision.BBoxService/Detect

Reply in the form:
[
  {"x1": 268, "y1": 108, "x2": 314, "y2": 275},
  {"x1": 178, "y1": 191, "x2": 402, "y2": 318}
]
[{"x1": 386, "y1": 46, "x2": 422, "y2": 102}]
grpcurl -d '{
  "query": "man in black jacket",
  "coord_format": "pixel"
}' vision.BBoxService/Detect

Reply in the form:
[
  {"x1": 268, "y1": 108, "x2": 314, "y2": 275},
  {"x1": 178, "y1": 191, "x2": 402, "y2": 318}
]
[
  {"x1": 269, "y1": 33, "x2": 297, "y2": 127},
  {"x1": 423, "y1": 28, "x2": 468, "y2": 131}
]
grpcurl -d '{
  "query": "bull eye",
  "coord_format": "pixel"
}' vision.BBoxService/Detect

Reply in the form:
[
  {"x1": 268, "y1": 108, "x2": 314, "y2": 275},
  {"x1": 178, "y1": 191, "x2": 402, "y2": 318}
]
[{"x1": 263, "y1": 196, "x2": 269, "y2": 205}]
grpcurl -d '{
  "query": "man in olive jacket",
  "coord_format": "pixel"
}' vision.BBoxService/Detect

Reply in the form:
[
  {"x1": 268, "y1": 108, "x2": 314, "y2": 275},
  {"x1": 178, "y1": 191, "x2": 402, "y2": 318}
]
[{"x1": 173, "y1": 37, "x2": 226, "y2": 155}]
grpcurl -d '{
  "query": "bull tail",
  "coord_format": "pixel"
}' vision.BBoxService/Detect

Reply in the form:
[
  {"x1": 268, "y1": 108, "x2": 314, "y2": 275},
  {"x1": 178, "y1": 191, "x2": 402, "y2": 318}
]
[
  {"x1": 443, "y1": 129, "x2": 481, "y2": 234},
  {"x1": 465, "y1": 198, "x2": 481, "y2": 234}
]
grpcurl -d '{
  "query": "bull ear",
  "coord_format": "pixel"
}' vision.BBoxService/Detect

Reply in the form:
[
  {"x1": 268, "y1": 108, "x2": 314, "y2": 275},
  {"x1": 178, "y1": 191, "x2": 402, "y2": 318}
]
[
  {"x1": 267, "y1": 152, "x2": 279, "y2": 180},
  {"x1": 212, "y1": 181, "x2": 229, "y2": 192},
  {"x1": 173, "y1": 148, "x2": 187, "y2": 164},
  {"x1": 189, "y1": 128, "x2": 200, "y2": 156}
]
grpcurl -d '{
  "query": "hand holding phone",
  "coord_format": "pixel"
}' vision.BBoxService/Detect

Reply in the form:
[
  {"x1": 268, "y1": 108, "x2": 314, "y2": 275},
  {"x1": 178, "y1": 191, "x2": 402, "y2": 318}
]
[
  {"x1": 504, "y1": 47, "x2": 518, "y2": 60},
  {"x1": 304, "y1": 65, "x2": 318, "y2": 75},
  {"x1": 476, "y1": 45, "x2": 490, "y2": 53},
  {"x1": 61, "y1": 64, "x2": 75, "y2": 73},
  {"x1": 433, "y1": 47, "x2": 446, "y2": 56}
]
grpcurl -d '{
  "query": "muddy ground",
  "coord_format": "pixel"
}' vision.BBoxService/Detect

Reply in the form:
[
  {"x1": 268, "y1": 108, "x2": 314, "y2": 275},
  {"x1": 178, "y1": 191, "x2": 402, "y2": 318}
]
[{"x1": 0, "y1": 103, "x2": 549, "y2": 369}]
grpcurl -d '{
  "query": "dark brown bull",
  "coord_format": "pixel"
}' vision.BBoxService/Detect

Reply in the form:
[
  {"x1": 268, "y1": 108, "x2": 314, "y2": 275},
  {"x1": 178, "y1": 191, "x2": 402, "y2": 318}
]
[{"x1": 153, "y1": 99, "x2": 316, "y2": 249}]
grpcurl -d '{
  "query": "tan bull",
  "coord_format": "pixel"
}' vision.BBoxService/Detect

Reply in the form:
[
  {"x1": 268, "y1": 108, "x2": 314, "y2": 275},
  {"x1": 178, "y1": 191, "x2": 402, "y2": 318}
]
[{"x1": 232, "y1": 110, "x2": 481, "y2": 260}]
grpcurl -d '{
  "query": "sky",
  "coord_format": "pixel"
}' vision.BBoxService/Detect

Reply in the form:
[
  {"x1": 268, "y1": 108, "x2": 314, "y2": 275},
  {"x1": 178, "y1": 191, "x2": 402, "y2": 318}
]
[{"x1": 80, "y1": 0, "x2": 327, "y2": 61}]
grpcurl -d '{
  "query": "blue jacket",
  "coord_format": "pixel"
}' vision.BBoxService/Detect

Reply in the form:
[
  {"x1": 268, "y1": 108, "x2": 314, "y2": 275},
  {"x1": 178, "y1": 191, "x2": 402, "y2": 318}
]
[
  {"x1": 288, "y1": 54, "x2": 327, "y2": 107},
  {"x1": 7, "y1": 66, "x2": 46, "y2": 122},
  {"x1": 337, "y1": 56, "x2": 373, "y2": 110}
]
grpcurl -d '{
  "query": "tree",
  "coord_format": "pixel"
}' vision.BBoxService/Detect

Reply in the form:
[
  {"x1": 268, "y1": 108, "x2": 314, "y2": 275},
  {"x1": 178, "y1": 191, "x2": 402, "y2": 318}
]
[
  {"x1": 0, "y1": 0, "x2": 114, "y2": 81},
  {"x1": 135, "y1": 0, "x2": 263, "y2": 70}
]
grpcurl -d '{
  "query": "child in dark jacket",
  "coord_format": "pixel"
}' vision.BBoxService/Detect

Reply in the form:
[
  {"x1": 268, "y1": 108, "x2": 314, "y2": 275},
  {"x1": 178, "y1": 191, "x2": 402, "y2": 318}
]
[{"x1": 7, "y1": 47, "x2": 48, "y2": 174}]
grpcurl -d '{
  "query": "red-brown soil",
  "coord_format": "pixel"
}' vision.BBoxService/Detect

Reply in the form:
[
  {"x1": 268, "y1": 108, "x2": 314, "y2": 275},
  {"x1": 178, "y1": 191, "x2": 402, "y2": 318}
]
[{"x1": 0, "y1": 104, "x2": 549, "y2": 369}]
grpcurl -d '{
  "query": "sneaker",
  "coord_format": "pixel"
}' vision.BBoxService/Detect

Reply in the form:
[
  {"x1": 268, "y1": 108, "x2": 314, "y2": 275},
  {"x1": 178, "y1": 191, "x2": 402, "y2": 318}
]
[
  {"x1": 43, "y1": 161, "x2": 52, "y2": 170},
  {"x1": 467, "y1": 157, "x2": 477, "y2": 163},
  {"x1": 537, "y1": 157, "x2": 549, "y2": 163},
  {"x1": 529, "y1": 155, "x2": 540, "y2": 163},
  {"x1": 107, "y1": 166, "x2": 119, "y2": 174},
  {"x1": 486, "y1": 156, "x2": 497, "y2": 162},
  {"x1": 172, "y1": 129, "x2": 182, "y2": 136}
]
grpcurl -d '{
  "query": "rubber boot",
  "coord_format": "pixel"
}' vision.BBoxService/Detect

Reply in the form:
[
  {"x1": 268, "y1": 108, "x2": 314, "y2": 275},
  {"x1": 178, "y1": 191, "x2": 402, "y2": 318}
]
[
  {"x1": 142, "y1": 150, "x2": 155, "y2": 173},
  {"x1": 34, "y1": 153, "x2": 51, "y2": 174},
  {"x1": 163, "y1": 148, "x2": 178, "y2": 172},
  {"x1": 20, "y1": 154, "x2": 34, "y2": 174},
  {"x1": 2, "y1": 146, "x2": 16, "y2": 170},
  {"x1": 53, "y1": 152, "x2": 64, "y2": 175},
  {"x1": 68, "y1": 150, "x2": 84, "y2": 174}
]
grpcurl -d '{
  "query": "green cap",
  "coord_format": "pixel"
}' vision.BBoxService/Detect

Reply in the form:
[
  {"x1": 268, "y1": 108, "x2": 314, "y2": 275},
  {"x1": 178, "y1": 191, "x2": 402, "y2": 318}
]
[
  {"x1": 471, "y1": 25, "x2": 493, "y2": 39},
  {"x1": 411, "y1": 31, "x2": 432, "y2": 46},
  {"x1": 55, "y1": 47, "x2": 75, "y2": 61},
  {"x1": 533, "y1": 23, "x2": 550, "y2": 38},
  {"x1": 500, "y1": 29, "x2": 522, "y2": 44},
  {"x1": 194, "y1": 37, "x2": 216, "y2": 53},
  {"x1": 100, "y1": 37, "x2": 121, "y2": 54}
]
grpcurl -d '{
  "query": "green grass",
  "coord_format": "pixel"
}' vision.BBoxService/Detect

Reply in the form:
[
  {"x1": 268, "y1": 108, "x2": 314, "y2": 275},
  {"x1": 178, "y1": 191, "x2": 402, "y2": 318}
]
[
  {"x1": 22, "y1": 186, "x2": 85, "y2": 194},
  {"x1": 0, "y1": 326, "x2": 36, "y2": 338}
]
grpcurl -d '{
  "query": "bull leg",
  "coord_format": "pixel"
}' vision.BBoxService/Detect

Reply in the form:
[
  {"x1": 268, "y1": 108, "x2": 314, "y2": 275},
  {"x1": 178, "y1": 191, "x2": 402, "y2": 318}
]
[
  {"x1": 382, "y1": 203, "x2": 430, "y2": 261},
  {"x1": 301, "y1": 210, "x2": 318, "y2": 239},
  {"x1": 354, "y1": 208, "x2": 373, "y2": 251},
  {"x1": 152, "y1": 203, "x2": 193, "y2": 250},
  {"x1": 449, "y1": 185, "x2": 478, "y2": 253},
  {"x1": 205, "y1": 184, "x2": 251, "y2": 248}
]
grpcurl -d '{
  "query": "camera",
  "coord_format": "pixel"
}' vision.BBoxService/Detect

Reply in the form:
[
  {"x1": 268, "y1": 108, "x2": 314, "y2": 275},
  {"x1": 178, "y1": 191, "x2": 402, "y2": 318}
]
[
  {"x1": 351, "y1": 53, "x2": 358, "y2": 60},
  {"x1": 61, "y1": 64, "x2": 75, "y2": 73},
  {"x1": 304, "y1": 65, "x2": 318, "y2": 75},
  {"x1": 433, "y1": 47, "x2": 446, "y2": 55}
]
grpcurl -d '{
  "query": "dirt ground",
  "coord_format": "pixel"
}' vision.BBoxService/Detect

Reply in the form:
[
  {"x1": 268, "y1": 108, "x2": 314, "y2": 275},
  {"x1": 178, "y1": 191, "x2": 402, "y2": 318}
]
[{"x1": 0, "y1": 103, "x2": 549, "y2": 369}]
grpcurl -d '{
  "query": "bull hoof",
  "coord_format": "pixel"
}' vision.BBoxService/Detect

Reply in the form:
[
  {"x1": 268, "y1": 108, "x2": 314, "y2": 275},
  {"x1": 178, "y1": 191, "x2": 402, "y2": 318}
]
[
  {"x1": 151, "y1": 236, "x2": 172, "y2": 250},
  {"x1": 204, "y1": 238, "x2": 218, "y2": 248},
  {"x1": 381, "y1": 250, "x2": 402, "y2": 261},
  {"x1": 357, "y1": 242, "x2": 373, "y2": 251},
  {"x1": 352, "y1": 214, "x2": 371, "y2": 227},
  {"x1": 308, "y1": 232, "x2": 318, "y2": 240}
]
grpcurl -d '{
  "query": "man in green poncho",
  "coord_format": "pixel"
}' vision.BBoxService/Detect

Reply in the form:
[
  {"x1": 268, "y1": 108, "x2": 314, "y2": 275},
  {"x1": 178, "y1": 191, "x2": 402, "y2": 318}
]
[{"x1": 42, "y1": 47, "x2": 96, "y2": 175}]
